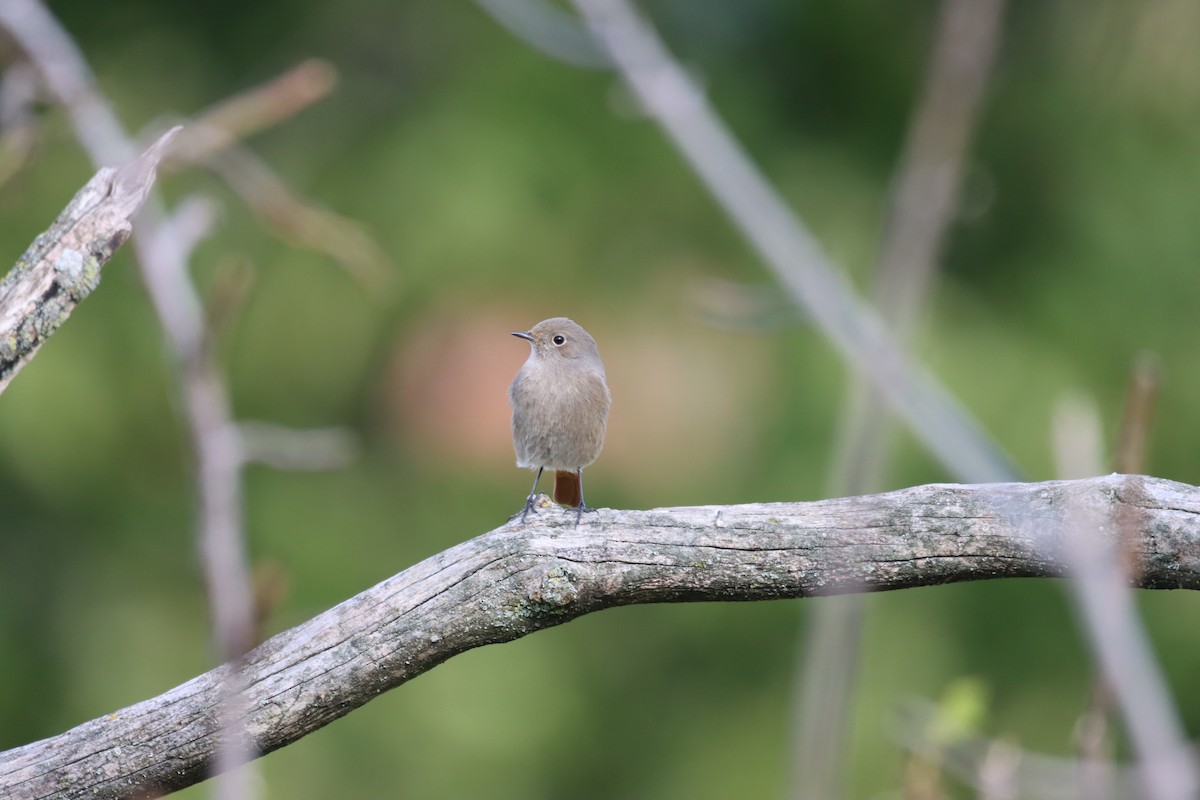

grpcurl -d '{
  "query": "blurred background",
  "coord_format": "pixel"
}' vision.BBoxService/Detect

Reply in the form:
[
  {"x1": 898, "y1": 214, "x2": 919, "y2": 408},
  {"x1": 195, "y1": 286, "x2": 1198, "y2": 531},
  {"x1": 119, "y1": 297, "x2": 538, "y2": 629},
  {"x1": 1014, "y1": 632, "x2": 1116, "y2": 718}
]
[{"x1": 2, "y1": 0, "x2": 1200, "y2": 797}]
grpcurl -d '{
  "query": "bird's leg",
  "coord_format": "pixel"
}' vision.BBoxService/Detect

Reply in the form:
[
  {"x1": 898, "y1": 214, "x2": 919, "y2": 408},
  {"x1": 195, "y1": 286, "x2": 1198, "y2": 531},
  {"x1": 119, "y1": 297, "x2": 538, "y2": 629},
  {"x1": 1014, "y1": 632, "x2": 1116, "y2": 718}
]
[
  {"x1": 575, "y1": 467, "x2": 598, "y2": 526},
  {"x1": 512, "y1": 467, "x2": 544, "y2": 524}
]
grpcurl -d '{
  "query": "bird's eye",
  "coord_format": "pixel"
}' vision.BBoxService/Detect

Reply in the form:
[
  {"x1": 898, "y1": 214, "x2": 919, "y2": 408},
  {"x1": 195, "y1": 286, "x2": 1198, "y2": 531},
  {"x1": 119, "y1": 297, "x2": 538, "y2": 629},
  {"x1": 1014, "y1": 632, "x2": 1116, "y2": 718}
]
[{"x1": 552, "y1": 335, "x2": 566, "y2": 345}]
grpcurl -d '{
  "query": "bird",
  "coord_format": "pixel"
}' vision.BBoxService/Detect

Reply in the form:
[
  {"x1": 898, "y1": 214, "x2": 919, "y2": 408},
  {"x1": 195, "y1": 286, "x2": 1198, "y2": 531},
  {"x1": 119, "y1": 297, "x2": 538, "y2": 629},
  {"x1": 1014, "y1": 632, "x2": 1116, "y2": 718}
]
[{"x1": 509, "y1": 317, "x2": 611, "y2": 525}]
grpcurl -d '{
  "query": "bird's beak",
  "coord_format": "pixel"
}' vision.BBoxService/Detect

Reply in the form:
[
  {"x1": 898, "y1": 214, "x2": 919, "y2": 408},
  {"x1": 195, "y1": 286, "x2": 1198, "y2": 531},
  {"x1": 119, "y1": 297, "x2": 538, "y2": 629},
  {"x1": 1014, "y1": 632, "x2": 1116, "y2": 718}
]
[{"x1": 511, "y1": 331, "x2": 533, "y2": 342}]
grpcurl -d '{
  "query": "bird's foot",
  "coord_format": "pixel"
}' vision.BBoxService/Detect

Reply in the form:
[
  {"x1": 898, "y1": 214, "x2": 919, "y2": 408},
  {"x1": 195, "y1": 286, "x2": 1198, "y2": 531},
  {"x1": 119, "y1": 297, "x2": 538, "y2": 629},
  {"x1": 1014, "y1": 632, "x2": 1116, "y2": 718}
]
[
  {"x1": 509, "y1": 493, "x2": 550, "y2": 525},
  {"x1": 573, "y1": 503, "x2": 599, "y2": 527}
]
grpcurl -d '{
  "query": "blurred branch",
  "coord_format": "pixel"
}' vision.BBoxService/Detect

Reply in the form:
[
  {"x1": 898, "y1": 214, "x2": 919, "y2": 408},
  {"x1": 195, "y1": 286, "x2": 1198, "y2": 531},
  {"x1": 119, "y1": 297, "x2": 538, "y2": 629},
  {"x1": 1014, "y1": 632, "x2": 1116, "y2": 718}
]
[
  {"x1": 158, "y1": 194, "x2": 221, "y2": 262},
  {"x1": 833, "y1": 0, "x2": 1007, "y2": 492},
  {"x1": 1, "y1": 474, "x2": 1197, "y2": 799},
  {"x1": 0, "y1": 128, "x2": 177, "y2": 394},
  {"x1": 1071, "y1": 354, "x2": 1164, "y2": 794},
  {"x1": 872, "y1": 0, "x2": 1005, "y2": 343},
  {"x1": 1049, "y1": 381, "x2": 1196, "y2": 799},
  {"x1": 201, "y1": 138, "x2": 391, "y2": 290},
  {"x1": 897, "y1": 700, "x2": 1146, "y2": 800},
  {"x1": 1113, "y1": 353, "x2": 1162, "y2": 476},
  {"x1": 896, "y1": 698, "x2": 1200, "y2": 800},
  {"x1": 568, "y1": 0, "x2": 1019, "y2": 484},
  {"x1": 1075, "y1": 681, "x2": 1118, "y2": 800},
  {"x1": 0, "y1": 0, "x2": 132, "y2": 163},
  {"x1": 0, "y1": 61, "x2": 40, "y2": 186},
  {"x1": 1057, "y1": 479, "x2": 1197, "y2": 798},
  {"x1": 0, "y1": 2, "x2": 256, "y2": 797},
  {"x1": 688, "y1": 276, "x2": 797, "y2": 331},
  {"x1": 788, "y1": 594, "x2": 865, "y2": 800},
  {"x1": 238, "y1": 420, "x2": 359, "y2": 471},
  {"x1": 157, "y1": 114, "x2": 393, "y2": 291},
  {"x1": 1052, "y1": 391, "x2": 1105, "y2": 480},
  {"x1": 474, "y1": 0, "x2": 612, "y2": 68},
  {"x1": 163, "y1": 58, "x2": 338, "y2": 168},
  {"x1": 794, "y1": 2, "x2": 1007, "y2": 797},
  {"x1": 1, "y1": 5, "x2": 368, "y2": 797},
  {"x1": 155, "y1": 59, "x2": 393, "y2": 289}
]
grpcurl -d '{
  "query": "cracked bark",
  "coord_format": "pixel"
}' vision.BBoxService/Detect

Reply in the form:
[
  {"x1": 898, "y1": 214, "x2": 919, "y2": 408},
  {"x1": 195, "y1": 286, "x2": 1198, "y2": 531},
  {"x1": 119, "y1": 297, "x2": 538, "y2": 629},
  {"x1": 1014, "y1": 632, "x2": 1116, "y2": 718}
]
[
  {"x1": 0, "y1": 128, "x2": 178, "y2": 395},
  {"x1": 1, "y1": 474, "x2": 1198, "y2": 799}
]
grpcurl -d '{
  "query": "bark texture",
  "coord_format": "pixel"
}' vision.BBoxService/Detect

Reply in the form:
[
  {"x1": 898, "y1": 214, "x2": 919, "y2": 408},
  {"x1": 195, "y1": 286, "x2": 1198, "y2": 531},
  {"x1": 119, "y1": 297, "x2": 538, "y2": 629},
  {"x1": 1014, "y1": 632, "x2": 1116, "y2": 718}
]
[
  {"x1": 2, "y1": 474, "x2": 1198, "y2": 799},
  {"x1": 0, "y1": 128, "x2": 178, "y2": 394}
]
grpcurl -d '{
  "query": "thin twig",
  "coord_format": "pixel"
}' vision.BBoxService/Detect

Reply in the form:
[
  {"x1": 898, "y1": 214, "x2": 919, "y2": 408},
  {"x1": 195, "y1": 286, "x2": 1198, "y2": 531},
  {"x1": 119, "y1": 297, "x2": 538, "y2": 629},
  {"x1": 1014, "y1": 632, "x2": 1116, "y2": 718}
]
[
  {"x1": 155, "y1": 59, "x2": 392, "y2": 289},
  {"x1": 474, "y1": 0, "x2": 612, "y2": 68},
  {"x1": 155, "y1": 116, "x2": 393, "y2": 291},
  {"x1": 788, "y1": 594, "x2": 865, "y2": 800},
  {"x1": 1049, "y1": 377, "x2": 1196, "y2": 799},
  {"x1": 831, "y1": 0, "x2": 1008, "y2": 492},
  {"x1": 163, "y1": 58, "x2": 339, "y2": 168},
  {"x1": 0, "y1": 61, "x2": 40, "y2": 186},
  {"x1": 0, "y1": 2, "x2": 256, "y2": 797},
  {"x1": 1113, "y1": 352, "x2": 1162, "y2": 476},
  {"x1": 1052, "y1": 391, "x2": 1105, "y2": 480},
  {"x1": 238, "y1": 420, "x2": 359, "y2": 471},
  {"x1": 1053, "y1": 462, "x2": 1198, "y2": 799},
  {"x1": 897, "y1": 701, "x2": 1141, "y2": 800},
  {"x1": 730, "y1": 0, "x2": 1005, "y2": 795},
  {"x1": 1073, "y1": 354, "x2": 1164, "y2": 794},
  {"x1": 203, "y1": 138, "x2": 392, "y2": 290},
  {"x1": 569, "y1": 0, "x2": 1018, "y2": 484}
]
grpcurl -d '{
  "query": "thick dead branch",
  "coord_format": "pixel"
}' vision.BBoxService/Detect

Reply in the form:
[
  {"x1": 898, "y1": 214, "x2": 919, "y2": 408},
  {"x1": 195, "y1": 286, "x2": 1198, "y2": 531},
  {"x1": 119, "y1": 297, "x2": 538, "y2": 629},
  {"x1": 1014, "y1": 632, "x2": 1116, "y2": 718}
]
[
  {"x1": 0, "y1": 127, "x2": 179, "y2": 394},
  {"x1": 0, "y1": 474, "x2": 1197, "y2": 800}
]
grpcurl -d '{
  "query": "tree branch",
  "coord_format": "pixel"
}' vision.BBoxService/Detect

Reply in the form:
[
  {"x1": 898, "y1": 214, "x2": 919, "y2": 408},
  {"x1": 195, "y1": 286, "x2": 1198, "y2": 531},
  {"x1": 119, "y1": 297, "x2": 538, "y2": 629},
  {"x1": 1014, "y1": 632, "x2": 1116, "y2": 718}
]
[
  {"x1": 1, "y1": 474, "x2": 1197, "y2": 799},
  {"x1": 0, "y1": 127, "x2": 179, "y2": 395},
  {"x1": 570, "y1": 0, "x2": 1019, "y2": 483}
]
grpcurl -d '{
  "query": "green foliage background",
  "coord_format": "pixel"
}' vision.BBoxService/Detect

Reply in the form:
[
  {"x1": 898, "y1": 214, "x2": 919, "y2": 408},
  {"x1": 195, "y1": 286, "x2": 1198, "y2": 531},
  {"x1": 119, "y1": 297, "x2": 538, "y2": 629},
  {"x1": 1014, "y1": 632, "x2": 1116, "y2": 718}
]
[{"x1": 2, "y1": 1, "x2": 1199, "y2": 797}]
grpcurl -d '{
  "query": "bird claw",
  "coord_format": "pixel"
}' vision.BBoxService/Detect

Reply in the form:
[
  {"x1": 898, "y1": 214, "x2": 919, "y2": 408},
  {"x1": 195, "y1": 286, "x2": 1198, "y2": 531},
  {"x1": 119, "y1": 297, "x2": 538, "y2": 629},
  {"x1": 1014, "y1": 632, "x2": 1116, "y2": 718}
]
[
  {"x1": 573, "y1": 503, "x2": 601, "y2": 527},
  {"x1": 510, "y1": 492, "x2": 549, "y2": 525},
  {"x1": 509, "y1": 495, "x2": 598, "y2": 527}
]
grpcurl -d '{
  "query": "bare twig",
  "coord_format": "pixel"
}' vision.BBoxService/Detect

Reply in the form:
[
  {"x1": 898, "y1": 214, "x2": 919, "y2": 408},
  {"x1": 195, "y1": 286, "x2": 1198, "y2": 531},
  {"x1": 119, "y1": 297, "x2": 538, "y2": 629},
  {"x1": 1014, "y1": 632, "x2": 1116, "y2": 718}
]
[
  {"x1": 0, "y1": 61, "x2": 40, "y2": 186},
  {"x1": 897, "y1": 701, "x2": 1143, "y2": 800},
  {"x1": 238, "y1": 420, "x2": 359, "y2": 471},
  {"x1": 0, "y1": 2, "x2": 255, "y2": 796},
  {"x1": 202, "y1": 139, "x2": 391, "y2": 290},
  {"x1": 145, "y1": 59, "x2": 389, "y2": 291},
  {"x1": 1052, "y1": 391, "x2": 1105, "y2": 480},
  {"x1": 791, "y1": 1, "x2": 1007, "y2": 795},
  {"x1": 977, "y1": 738, "x2": 1021, "y2": 800},
  {"x1": 153, "y1": 59, "x2": 392, "y2": 289},
  {"x1": 832, "y1": 0, "x2": 1008, "y2": 492},
  {"x1": 156, "y1": 194, "x2": 221, "y2": 263},
  {"x1": 1049, "y1": 381, "x2": 1196, "y2": 798},
  {"x1": 1072, "y1": 355, "x2": 1164, "y2": 794},
  {"x1": 1075, "y1": 682, "x2": 1118, "y2": 800},
  {"x1": 474, "y1": 0, "x2": 611, "y2": 68},
  {"x1": 569, "y1": 0, "x2": 1018, "y2": 484},
  {"x1": 1113, "y1": 353, "x2": 1162, "y2": 476},
  {"x1": 1058, "y1": 489, "x2": 1197, "y2": 799},
  {"x1": 788, "y1": 594, "x2": 865, "y2": 800},
  {"x1": 0, "y1": 128, "x2": 178, "y2": 394},
  {"x1": 154, "y1": 116, "x2": 393, "y2": 291},
  {"x1": 0, "y1": 0, "x2": 132, "y2": 163},
  {"x1": 0, "y1": 474, "x2": 1196, "y2": 800},
  {"x1": 163, "y1": 58, "x2": 339, "y2": 168},
  {"x1": 2, "y1": 5, "x2": 371, "y2": 797}
]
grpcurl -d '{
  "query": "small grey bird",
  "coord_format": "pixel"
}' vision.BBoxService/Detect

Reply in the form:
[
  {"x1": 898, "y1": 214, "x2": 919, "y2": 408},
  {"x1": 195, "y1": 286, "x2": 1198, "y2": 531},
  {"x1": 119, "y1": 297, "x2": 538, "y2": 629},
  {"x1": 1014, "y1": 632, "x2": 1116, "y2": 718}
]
[{"x1": 509, "y1": 317, "x2": 611, "y2": 525}]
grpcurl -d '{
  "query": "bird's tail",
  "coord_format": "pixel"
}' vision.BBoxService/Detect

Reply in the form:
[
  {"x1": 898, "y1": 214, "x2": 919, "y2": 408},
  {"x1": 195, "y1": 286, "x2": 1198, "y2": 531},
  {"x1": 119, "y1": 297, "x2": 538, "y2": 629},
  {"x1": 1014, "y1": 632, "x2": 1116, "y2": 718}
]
[{"x1": 553, "y1": 470, "x2": 582, "y2": 508}]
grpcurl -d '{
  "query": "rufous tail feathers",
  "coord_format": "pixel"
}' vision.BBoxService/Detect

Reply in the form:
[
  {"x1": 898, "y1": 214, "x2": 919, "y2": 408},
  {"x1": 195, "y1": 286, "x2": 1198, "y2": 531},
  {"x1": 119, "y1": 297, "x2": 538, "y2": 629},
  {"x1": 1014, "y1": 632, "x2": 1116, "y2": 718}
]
[{"x1": 553, "y1": 470, "x2": 581, "y2": 508}]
